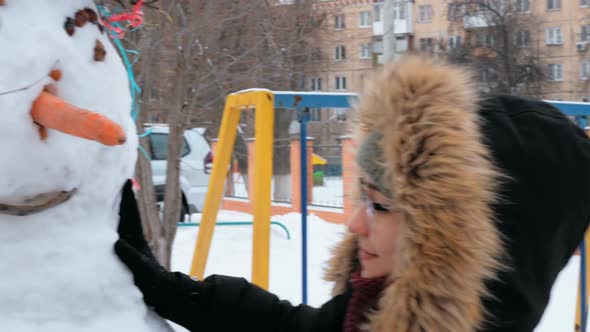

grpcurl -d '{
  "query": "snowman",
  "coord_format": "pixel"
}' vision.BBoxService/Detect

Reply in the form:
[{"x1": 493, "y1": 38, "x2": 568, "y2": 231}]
[{"x1": 0, "y1": 1, "x2": 173, "y2": 331}]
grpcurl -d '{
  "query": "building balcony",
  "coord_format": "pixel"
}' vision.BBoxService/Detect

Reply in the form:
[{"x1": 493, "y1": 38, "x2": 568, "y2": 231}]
[
  {"x1": 463, "y1": 13, "x2": 494, "y2": 29},
  {"x1": 373, "y1": 21, "x2": 384, "y2": 36},
  {"x1": 374, "y1": 17, "x2": 412, "y2": 35},
  {"x1": 373, "y1": 1, "x2": 413, "y2": 36},
  {"x1": 394, "y1": 18, "x2": 412, "y2": 35},
  {"x1": 394, "y1": 1, "x2": 413, "y2": 35},
  {"x1": 373, "y1": 53, "x2": 385, "y2": 66}
]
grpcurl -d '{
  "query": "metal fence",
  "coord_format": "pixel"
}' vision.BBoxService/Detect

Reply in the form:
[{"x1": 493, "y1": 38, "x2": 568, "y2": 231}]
[
  {"x1": 224, "y1": 136, "x2": 249, "y2": 199},
  {"x1": 272, "y1": 141, "x2": 292, "y2": 203},
  {"x1": 223, "y1": 140, "x2": 343, "y2": 208},
  {"x1": 310, "y1": 144, "x2": 343, "y2": 208},
  {"x1": 224, "y1": 139, "x2": 294, "y2": 204}
]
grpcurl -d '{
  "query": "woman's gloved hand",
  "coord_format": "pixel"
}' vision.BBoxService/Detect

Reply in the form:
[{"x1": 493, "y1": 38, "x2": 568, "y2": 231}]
[
  {"x1": 115, "y1": 180, "x2": 205, "y2": 330},
  {"x1": 116, "y1": 180, "x2": 155, "y2": 260}
]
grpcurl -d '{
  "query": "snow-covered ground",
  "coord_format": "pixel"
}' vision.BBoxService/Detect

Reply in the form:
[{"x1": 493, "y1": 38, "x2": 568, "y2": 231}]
[
  {"x1": 311, "y1": 177, "x2": 344, "y2": 207},
  {"x1": 169, "y1": 210, "x2": 345, "y2": 331},
  {"x1": 169, "y1": 210, "x2": 582, "y2": 331},
  {"x1": 172, "y1": 210, "x2": 346, "y2": 307}
]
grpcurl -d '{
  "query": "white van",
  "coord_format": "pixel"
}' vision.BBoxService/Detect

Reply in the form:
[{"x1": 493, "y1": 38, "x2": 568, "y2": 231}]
[{"x1": 145, "y1": 124, "x2": 213, "y2": 218}]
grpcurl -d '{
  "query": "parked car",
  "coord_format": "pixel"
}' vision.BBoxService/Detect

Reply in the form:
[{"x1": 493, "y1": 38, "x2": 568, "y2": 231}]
[{"x1": 145, "y1": 124, "x2": 213, "y2": 220}]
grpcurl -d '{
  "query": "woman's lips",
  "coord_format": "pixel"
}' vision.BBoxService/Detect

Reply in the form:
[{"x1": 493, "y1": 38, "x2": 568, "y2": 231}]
[{"x1": 359, "y1": 249, "x2": 378, "y2": 262}]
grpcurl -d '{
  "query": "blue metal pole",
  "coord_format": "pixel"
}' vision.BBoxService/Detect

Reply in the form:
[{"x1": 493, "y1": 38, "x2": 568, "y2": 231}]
[{"x1": 300, "y1": 108, "x2": 309, "y2": 305}]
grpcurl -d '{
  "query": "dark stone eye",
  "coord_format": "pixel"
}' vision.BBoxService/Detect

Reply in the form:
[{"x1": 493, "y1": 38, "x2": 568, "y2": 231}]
[
  {"x1": 74, "y1": 9, "x2": 90, "y2": 28},
  {"x1": 94, "y1": 40, "x2": 107, "y2": 62},
  {"x1": 84, "y1": 8, "x2": 98, "y2": 24},
  {"x1": 64, "y1": 17, "x2": 75, "y2": 36}
]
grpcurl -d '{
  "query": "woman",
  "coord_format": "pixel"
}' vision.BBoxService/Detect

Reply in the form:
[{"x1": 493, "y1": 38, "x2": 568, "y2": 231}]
[{"x1": 116, "y1": 56, "x2": 590, "y2": 331}]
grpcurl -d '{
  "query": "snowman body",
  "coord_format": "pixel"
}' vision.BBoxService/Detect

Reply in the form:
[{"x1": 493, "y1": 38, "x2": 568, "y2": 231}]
[{"x1": 0, "y1": 1, "x2": 172, "y2": 331}]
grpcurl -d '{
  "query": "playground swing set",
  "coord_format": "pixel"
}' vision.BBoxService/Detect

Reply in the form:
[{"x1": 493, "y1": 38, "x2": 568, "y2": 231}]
[{"x1": 185, "y1": 89, "x2": 590, "y2": 331}]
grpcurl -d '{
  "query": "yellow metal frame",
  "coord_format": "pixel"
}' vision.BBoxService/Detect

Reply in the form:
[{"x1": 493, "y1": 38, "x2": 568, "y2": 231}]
[{"x1": 189, "y1": 90, "x2": 275, "y2": 289}]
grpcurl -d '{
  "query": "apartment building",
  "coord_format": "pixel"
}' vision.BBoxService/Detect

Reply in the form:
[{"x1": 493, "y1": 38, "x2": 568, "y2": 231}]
[
  {"x1": 535, "y1": 0, "x2": 590, "y2": 101},
  {"x1": 370, "y1": 0, "x2": 590, "y2": 101},
  {"x1": 304, "y1": 0, "x2": 376, "y2": 143}
]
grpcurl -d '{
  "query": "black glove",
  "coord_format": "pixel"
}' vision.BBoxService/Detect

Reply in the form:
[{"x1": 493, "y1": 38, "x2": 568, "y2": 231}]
[
  {"x1": 117, "y1": 179, "x2": 155, "y2": 260},
  {"x1": 115, "y1": 179, "x2": 206, "y2": 331}
]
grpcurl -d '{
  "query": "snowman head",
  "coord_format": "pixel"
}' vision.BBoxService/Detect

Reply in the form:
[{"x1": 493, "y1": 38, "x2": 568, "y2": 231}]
[{"x1": 0, "y1": 1, "x2": 137, "y2": 216}]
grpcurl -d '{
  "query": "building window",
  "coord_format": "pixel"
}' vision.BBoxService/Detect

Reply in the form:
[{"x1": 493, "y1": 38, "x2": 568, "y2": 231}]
[
  {"x1": 448, "y1": 35, "x2": 462, "y2": 49},
  {"x1": 298, "y1": 76, "x2": 306, "y2": 90},
  {"x1": 582, "y1": 25, "x2": 590, "y2": 42},
  {"x1": 335, "y1": 76, "x2": 347, "y2": 91},
  {"x1": 359, "y1": 11, "x2": 371, "y2": 27},
  {"x1": 335, "y1": 109, "x2": 348, "y2": 121},
  {"x1": 396, "y1": 36, "x2": 408, "y2": 53},
  {"x1": 310, "y1": 48, "x2": 321, "y2": 62},
  {"x1": 418, "y1": 5, "x2": 433, "y2": 23},
  {"x1": 581, "y1": 62, "x2": 590, "y2": 80},
  {"x1": 419, "y1": 38, "x2": 434, "y2": 51},
  {"x1": 334, "y1": 14, "x2": 345, "y2": 30},
  {"x1": 547, "y1": 0, "x2": 561, "y2": 10},
  {"x1": 516, "y1": 0, "x2": 530, "y2": 12},
  {"x1": 476, "y1": 31, "x2": 495, "y2": 47},
  {"x1": 546, "y1": 27, "x2": 563, "y2": 45},
  {"x1": 583, "y1": 0, "x2": 590, "y2": 7},
  {"x1": 360, "y1": 43, "x2": 371, "y2": 59},
  {"x1": 335, "y1": 45, "x2": 346, "y2": 60},
  {"x1": 516, "y1": 30, "x2": 530, "y2": 47},
  {"x1": 310, "y1": 77, "x2": 322, "y2": 91},
  {"x1": 310, "y1": 108, "x2": 321, "y2": 122},
  {"x1": 393, "y1": 3, "x2": 407, "y2": 20},
  {"x1": 373, "y1": 3, "x2": 382, "y2": 22},
  {"x1": 548, "y1": 64, "x2": 564, "y2": 81},
  {"x1": 448, "y1": 3, "x2": 464, "y2": 21},
  {"x1": 490, "y1": 0, "x2": 508, "y2": 12},
  {"x1": 373, "y1": 37, "x2": 383, "y2": 54}
]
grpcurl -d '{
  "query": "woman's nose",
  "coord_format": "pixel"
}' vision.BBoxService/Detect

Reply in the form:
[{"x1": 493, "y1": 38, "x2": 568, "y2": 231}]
[{"x1": 347, "y1": 206, "x2": 370, "y2": 236}]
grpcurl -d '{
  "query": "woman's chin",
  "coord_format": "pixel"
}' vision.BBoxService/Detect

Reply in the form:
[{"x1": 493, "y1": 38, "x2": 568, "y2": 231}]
[{"x1": 360, "y1": 262, "x2": 389, "y2": 279}]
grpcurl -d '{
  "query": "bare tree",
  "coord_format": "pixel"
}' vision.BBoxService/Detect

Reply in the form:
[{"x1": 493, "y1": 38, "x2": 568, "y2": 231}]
[
  {"x1": 442, "y1": 0, "x2": 545, "y2": 96},
  {"x1": 97, "y1": 0, "x2": 170, "y2": 266},
  {"x1": 106, "y1": 0, "x2": 323, "y2": 267}
]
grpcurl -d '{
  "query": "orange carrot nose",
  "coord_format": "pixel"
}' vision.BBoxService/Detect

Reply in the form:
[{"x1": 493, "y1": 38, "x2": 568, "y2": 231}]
[{"x1": 31, "y1": 91, "x2": 126, "y2": 146}]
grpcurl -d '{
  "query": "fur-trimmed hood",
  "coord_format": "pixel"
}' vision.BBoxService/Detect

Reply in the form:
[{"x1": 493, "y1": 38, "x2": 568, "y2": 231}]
[
  {"x1": 325, "y1": 56, "x2": 590, "y2": 331},
  {"x1": 326, "y1": 56, "x2": 504, "y2": 332}
]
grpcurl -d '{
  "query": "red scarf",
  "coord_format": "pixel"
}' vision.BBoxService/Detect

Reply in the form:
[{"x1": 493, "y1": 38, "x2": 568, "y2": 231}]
[{"x1": 343, "y1": 270, "x2": 387, "y2": 332}]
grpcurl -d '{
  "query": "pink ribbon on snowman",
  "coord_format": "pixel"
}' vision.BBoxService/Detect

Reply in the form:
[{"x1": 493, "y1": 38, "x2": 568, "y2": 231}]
[{"x1": 101, "y1": 0, "x2": 145, "y2": 39}]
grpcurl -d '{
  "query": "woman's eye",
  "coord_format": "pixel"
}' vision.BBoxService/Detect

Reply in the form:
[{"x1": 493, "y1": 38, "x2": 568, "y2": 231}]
[{"x1": 372, "y1": 202, "x2": 390, "y2": 212}]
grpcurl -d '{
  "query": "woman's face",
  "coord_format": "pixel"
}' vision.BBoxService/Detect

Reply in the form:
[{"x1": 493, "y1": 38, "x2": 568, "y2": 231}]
[{"x1": 347, "y1": 176, "x2": 401, "y2": 279}]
